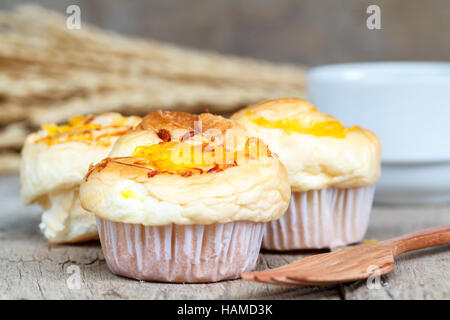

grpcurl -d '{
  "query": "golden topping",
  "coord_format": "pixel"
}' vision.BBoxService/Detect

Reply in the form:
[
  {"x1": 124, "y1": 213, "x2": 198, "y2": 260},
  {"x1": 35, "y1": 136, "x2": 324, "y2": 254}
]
[
  {"x1": 68, "y1": 115, "x2": 88, "y2": 126},
  {"x1": 36, "y1": 115, "x2": 132, "y2": 146},
  {"x1": 131, "y1": 139, "x2": 270, "y2": 177},
  {"x1": 247, "y1": 111, "x2": 358, "y2": 139}
]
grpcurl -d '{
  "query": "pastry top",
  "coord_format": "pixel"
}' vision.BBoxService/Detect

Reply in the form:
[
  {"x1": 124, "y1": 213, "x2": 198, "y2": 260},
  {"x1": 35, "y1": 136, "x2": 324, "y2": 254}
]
[
  {"x1": 108, "y1": 110, "x2": 240, "y2": 158},
  {"x1": 231, "y1": 98, "x2": 381, "y2": 192},
  {"x1": 20, "y1": 113, "x2": 142, "y2": 204},
  {"x1": 80, "y1": 110, "x2": 291, "y2": 226}
]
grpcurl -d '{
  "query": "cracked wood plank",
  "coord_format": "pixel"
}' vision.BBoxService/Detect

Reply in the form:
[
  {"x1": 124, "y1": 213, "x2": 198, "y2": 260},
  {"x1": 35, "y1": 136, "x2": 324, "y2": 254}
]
[{"x1": 1, "y1": 173, "x2": 449, "y2": 299}]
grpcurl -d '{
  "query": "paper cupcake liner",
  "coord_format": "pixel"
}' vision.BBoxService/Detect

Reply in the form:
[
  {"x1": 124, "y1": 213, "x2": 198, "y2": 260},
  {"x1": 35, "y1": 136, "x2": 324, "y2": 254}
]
[
  {"x1": 262, "y1": 185, "x2": 375, "y2": 250},
  {"x1": 97, "y1": 218, "x2": 264, "y2": 283}
]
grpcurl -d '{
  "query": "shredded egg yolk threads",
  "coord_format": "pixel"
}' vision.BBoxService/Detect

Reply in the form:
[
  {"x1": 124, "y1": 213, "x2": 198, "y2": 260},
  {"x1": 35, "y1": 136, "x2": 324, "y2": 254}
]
[
  {"x1": 37, "y1": 115, "x2": 130, "y2": 146},
  {"x1": 41, "y1": 115, "x2": 100, "y2": 136},
  {"x1": 131, "y1": 139, "x2": 270, "y2": 177},
  {"x1": 246, "y1": 111, "x2": 358, "y2": 139}
]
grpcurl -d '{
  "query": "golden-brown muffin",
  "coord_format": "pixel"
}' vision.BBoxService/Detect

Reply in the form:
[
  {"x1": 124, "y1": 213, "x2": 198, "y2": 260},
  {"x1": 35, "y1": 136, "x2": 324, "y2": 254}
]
[
  {"x1": 232, "y1": 97, "x2": 381, "y2": 191},
  {"x1": 232, "y1": 98, "x2": 381, "y2": 250},
  {"x1": 80, "y1": 110, "x2": 290, "y2": 282},
  {"x1": 20, "y1": 113, "x2": 142, "y2": 243}
]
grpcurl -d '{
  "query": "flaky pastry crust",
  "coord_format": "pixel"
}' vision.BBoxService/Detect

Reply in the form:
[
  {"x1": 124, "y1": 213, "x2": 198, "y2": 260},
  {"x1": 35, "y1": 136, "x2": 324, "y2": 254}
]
[
  {"x1": 80, "y1": 110, "x2": 291, "y2": 225},
  {"x1": 20, "y1": 113, "x2": 142, "y2": 243}
]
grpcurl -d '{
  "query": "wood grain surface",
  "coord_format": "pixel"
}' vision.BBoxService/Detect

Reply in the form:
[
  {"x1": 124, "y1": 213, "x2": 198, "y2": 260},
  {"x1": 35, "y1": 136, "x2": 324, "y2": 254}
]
[{"x1": 0, "y1": 173, "x2": 449, "y2": 299}]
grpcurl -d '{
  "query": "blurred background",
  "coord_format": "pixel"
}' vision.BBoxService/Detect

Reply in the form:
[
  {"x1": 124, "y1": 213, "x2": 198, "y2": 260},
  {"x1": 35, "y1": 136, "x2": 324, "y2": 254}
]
[{"x1": 2, "y1": 0, "x2": 450, "y2": 65}]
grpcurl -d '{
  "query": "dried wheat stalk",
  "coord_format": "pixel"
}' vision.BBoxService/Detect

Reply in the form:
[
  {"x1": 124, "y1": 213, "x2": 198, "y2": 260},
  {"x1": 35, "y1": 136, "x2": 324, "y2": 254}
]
[{"x1": 0, "y1": 4, "x2": 308, "y2": 172}]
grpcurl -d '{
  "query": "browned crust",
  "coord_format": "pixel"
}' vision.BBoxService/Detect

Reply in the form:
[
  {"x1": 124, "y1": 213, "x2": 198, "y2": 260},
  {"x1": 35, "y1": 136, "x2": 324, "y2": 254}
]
[
  {"x1": 85, "y1": 158, "x2": 148, "y2": 182},
  {"x1": 84, "y1": 156, "x2": 238, "y2": 183},
  {"x1": 137, "y1": 110, "x2": 237, "y2": 137},
  {"x1": 156, "y1": 129, "x2": 171, "y2": 142}
]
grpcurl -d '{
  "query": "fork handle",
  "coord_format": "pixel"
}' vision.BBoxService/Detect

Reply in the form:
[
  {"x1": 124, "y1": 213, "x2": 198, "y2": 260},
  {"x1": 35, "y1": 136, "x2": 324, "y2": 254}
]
[{"x1": 382, "y1": 224, "x2": 450, "y2": 256}]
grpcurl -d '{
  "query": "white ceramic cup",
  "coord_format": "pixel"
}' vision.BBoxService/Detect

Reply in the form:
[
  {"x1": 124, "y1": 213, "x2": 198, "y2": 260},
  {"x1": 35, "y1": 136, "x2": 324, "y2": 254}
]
[{"x1": 307, "y1": 62, "x2": 450, "y2": 204}]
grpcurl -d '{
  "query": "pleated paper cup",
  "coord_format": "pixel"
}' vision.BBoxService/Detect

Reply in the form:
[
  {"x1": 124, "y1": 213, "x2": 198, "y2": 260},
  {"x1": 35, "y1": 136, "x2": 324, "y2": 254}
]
[
  {"x1": 262, "y1": 185, "x2": 375, "y2": 250},
  {"x1": 97, "y1": 218, "x2": 264, "y2": 283}
]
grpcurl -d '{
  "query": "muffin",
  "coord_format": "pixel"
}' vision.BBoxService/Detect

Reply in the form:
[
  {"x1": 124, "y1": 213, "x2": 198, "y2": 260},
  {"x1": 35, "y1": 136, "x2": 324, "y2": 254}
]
[
  {"x1": 80, "y1": 110, "x2": 290, "y2": 282},
  {"x1": 20, "y1": 113, "x2": 142, "y2": 243},
  {"x1": 232, "y1": 98, "x2": 381, "y2": 250}
]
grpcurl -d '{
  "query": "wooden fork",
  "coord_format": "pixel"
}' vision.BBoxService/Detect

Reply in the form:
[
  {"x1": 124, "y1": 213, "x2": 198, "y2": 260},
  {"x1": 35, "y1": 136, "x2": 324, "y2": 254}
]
[{"x1": 241, "y1": 224, "x2": 450, "y2": 285}]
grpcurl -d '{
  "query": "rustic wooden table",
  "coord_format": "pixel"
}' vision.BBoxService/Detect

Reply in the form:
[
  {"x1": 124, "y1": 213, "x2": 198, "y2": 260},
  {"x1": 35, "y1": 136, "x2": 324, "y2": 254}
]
[{"x1": 1, "y1": 173, "x2": 448, "y2": 300}]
